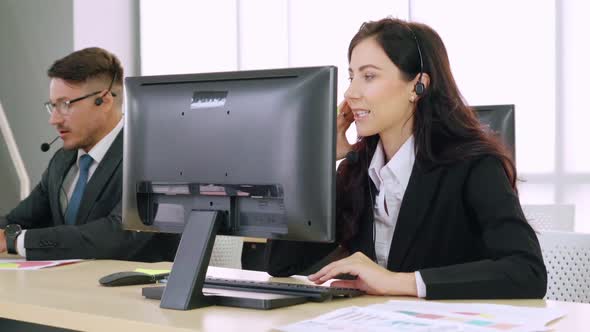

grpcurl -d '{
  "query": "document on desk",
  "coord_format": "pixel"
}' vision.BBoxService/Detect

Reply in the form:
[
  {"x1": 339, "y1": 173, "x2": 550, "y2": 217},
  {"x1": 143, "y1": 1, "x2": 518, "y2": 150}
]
[
  {"x1": 277, "y1": 300, "x2": 566, "y2": 332},
  {"x1": 0, "y1": 258, "x2": 83, "y2": 270}
]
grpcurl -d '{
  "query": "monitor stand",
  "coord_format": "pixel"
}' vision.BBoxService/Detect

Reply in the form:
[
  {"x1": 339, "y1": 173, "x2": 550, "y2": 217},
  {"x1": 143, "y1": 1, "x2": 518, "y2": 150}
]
[
  {"x1": 143, "y1": 285, "x2": 308, "y2": 310},
  {"x1": 144, "y1": 210, "x2": 307, "y2": 310}
]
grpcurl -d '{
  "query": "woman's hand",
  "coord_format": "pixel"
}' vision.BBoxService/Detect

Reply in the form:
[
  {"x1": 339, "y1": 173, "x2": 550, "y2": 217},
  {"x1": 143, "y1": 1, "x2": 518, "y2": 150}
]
[
  {"x1": 336, "y1": 100, "x2": 354, "y2": 160},
  {"x1": 308, "y1": 252, "x2": 418, "y2": 296}
]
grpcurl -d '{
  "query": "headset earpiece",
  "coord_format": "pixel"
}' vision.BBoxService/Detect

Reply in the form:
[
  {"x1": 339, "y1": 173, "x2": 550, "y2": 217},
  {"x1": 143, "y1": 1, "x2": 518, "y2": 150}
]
[
  {"x1": 94, "y1": 97, "x2": 103, "y2": 106},
  {"x1": 414, "y1": 81, "x2": 425, "y2": 96}
]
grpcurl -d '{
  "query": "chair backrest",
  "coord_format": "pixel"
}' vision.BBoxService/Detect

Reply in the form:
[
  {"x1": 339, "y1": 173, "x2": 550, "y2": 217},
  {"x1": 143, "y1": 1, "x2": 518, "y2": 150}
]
[
  {"x1": 209, "y1": 235, "x2": 243, "y2": 269},
  {"x1": 522, "y1": 204, "x2": 575, "y2": 232},
  {"x1": 537, "y1": 231, "x2": 590, "y2": 303},
  {"x1": 472, "y1": 104, "x2": 515, "y2": 161}
]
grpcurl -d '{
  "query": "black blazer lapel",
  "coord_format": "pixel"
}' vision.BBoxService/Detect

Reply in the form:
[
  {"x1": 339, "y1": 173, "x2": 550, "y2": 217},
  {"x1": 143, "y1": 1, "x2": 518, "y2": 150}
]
[
  {"x1": 76, "y1": 131, "x2": 123, "y2": 224},
  {"x1": 387, "y1": 159, "x2": 442, "y2": 271}
]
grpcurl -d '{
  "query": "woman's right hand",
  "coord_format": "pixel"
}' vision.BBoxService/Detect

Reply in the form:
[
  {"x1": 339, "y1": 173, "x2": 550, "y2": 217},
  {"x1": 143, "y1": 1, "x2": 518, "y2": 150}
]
[{"x1": 336, "y1": 100, "x2": 354, "y2": 160}]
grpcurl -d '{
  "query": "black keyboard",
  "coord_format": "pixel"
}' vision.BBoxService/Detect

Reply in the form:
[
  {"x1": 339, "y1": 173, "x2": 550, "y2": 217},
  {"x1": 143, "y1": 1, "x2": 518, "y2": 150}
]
[{"x1": 203, "y1": 277, "x2": 363, "y2": 302}]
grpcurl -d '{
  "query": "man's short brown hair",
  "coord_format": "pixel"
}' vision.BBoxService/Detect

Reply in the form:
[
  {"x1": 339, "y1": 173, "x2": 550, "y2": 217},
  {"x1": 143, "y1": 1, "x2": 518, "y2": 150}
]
[{"x1": 47, "y1": 47, "x2": 123, "y2": 87}]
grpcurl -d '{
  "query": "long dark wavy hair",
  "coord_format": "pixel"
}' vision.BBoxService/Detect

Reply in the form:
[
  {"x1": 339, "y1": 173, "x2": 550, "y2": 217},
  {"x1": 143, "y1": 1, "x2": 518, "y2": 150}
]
[{"x1": 336, "y1": 18, "x2": 516, "y2": 247}]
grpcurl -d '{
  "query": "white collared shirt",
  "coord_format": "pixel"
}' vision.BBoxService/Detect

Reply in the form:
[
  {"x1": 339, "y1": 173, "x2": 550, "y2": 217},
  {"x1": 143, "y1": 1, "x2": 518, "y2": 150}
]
[
  {"x1": 17, "y1": 117, "x2": 124, "y2": 257},
  {"x1": 368, "y1": 136, "x2": 427, "y2": 297},
  {"x1": 369, "y1": 136, "x2": 415, "y2": 268},
  {"x1": 60, "y1": 117, "x2": 124, "y2": 212}
]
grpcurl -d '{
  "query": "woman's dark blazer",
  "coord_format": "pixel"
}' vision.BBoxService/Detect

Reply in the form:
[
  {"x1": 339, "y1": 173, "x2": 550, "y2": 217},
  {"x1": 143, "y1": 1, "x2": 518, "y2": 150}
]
[{"x1": 266, "y1": 155, "x2": 547, "y2": 300}]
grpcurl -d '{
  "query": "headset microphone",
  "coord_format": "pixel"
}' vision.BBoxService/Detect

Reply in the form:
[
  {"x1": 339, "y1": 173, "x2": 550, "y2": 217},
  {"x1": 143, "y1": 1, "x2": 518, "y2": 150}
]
[{"x1": 40, "y1": 136, "x2": 60, "y2": 152}]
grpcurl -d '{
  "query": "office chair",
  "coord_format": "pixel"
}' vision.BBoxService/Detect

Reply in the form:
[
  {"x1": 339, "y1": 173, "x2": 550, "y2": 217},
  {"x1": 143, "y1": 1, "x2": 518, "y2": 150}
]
[
  {"x1": 537, "y1": 231, "x2": 590, "y2": 303},
  {"x1": 472, "y1": 104, "x2": 515, "y2": 161},
  {"x1": 522, "y1": 204, "x2": 575, "y2": 232},
  {"x1": 209, "y1": 235, "x2": 243, "y2": 269}
]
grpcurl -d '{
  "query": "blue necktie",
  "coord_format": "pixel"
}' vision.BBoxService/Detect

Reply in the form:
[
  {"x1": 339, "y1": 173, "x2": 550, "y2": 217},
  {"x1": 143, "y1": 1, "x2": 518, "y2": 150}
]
[{"x1": 64, "y1": 154, "x2": 93, "y2": 225}]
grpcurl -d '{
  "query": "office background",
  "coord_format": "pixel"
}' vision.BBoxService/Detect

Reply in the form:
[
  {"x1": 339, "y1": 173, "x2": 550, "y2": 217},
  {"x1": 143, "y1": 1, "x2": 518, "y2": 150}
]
[{"x1": 1, "y1": 0, "x2": 589, "y2": 232}]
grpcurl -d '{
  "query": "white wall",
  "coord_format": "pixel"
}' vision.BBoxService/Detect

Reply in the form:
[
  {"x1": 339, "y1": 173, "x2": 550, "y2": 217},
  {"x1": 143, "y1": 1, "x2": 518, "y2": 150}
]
[
  {"x1": 0, "y1": 0, "x2": 74, "y2": 214},
  {"x1": 140, "y1": 0, "x2": 238, "y2": 75},
  {"x1": 74, "y1": 0, "x2": 140, "y2": 76}
]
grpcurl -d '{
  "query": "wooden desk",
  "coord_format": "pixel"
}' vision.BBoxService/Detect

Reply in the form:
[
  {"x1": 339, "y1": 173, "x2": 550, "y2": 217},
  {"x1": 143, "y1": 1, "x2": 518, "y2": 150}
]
[
  {"x1": 0, "y1": 260, "x2": 587, "y2": 331},
  {"x1": 243, "y1": 237, "x2": 266, "y2": 244}
]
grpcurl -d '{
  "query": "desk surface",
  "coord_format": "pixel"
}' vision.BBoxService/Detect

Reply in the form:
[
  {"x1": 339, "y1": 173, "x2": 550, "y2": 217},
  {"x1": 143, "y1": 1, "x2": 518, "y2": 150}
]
[{"x1": 0, "y1": 259, "x2": 587, "y2": 332}]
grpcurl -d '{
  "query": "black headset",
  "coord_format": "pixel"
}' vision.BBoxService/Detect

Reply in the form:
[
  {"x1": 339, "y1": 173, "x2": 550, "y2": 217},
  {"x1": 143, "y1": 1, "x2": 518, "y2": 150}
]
[
  {"x1": 94, "y1": 70, "x2": 118, "y2": 106},
  {"x1": 407, "y1": 26, "x2": 425, "y2": 96}
]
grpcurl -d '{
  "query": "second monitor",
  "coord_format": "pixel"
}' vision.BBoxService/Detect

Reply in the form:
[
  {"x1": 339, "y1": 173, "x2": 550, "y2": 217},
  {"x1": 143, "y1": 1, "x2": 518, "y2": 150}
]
[{"x1": 472, "y1": 104, "x2": 515, "y2": 161}]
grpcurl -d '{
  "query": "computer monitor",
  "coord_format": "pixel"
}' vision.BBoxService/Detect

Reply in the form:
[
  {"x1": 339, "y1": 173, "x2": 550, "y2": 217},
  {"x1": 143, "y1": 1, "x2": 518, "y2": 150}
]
[
  {"x1": 123, "y1": 66, "x2": 337, "y2": 310},
  {"x1": 472, "y1": 104, "x2": 515, "y2": 160}
]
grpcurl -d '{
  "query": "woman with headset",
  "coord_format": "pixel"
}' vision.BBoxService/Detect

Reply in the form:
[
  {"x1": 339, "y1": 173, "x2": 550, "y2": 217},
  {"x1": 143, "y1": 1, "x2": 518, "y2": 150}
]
[{"x1": 265, "y1": 17, "x2": 547, "y2": 299}]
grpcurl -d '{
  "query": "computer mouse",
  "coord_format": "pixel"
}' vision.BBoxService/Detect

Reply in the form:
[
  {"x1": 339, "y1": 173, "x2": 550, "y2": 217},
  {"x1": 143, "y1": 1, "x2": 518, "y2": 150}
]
[{"x1": 99, "y1": 271, "x2": 166, "y2": 287}]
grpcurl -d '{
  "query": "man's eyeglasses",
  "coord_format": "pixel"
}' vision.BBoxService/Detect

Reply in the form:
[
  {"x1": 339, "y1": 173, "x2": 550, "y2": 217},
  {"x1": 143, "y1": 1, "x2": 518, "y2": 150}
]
[{"x1": 44, "y1": 90, "x2": 117, "y2": 116}]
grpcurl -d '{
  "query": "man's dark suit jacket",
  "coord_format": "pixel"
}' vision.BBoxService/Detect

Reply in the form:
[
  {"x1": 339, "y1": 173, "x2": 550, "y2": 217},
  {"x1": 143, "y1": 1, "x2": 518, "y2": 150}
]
[
  {"x1": 266, "y1": 156, "x2": 547, "y2": 300},
  {"x1": 1, "y1": 131, "x2": 178, "y2": 261}
]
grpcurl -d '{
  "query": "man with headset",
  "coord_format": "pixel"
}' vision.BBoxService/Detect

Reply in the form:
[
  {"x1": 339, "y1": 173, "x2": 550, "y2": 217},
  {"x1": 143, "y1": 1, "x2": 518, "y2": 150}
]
[{"x1": 0, "y1": 47, "x2": 177, "y2": 261}]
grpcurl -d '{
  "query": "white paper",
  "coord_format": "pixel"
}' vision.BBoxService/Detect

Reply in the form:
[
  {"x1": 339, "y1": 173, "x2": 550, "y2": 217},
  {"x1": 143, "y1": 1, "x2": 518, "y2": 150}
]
[
  {"x1": 277, "y1": 300, "x2": 567, "y2": 332},
  {"x1": 0, "y1": 258, "x2": 83, "y2": 270}
]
